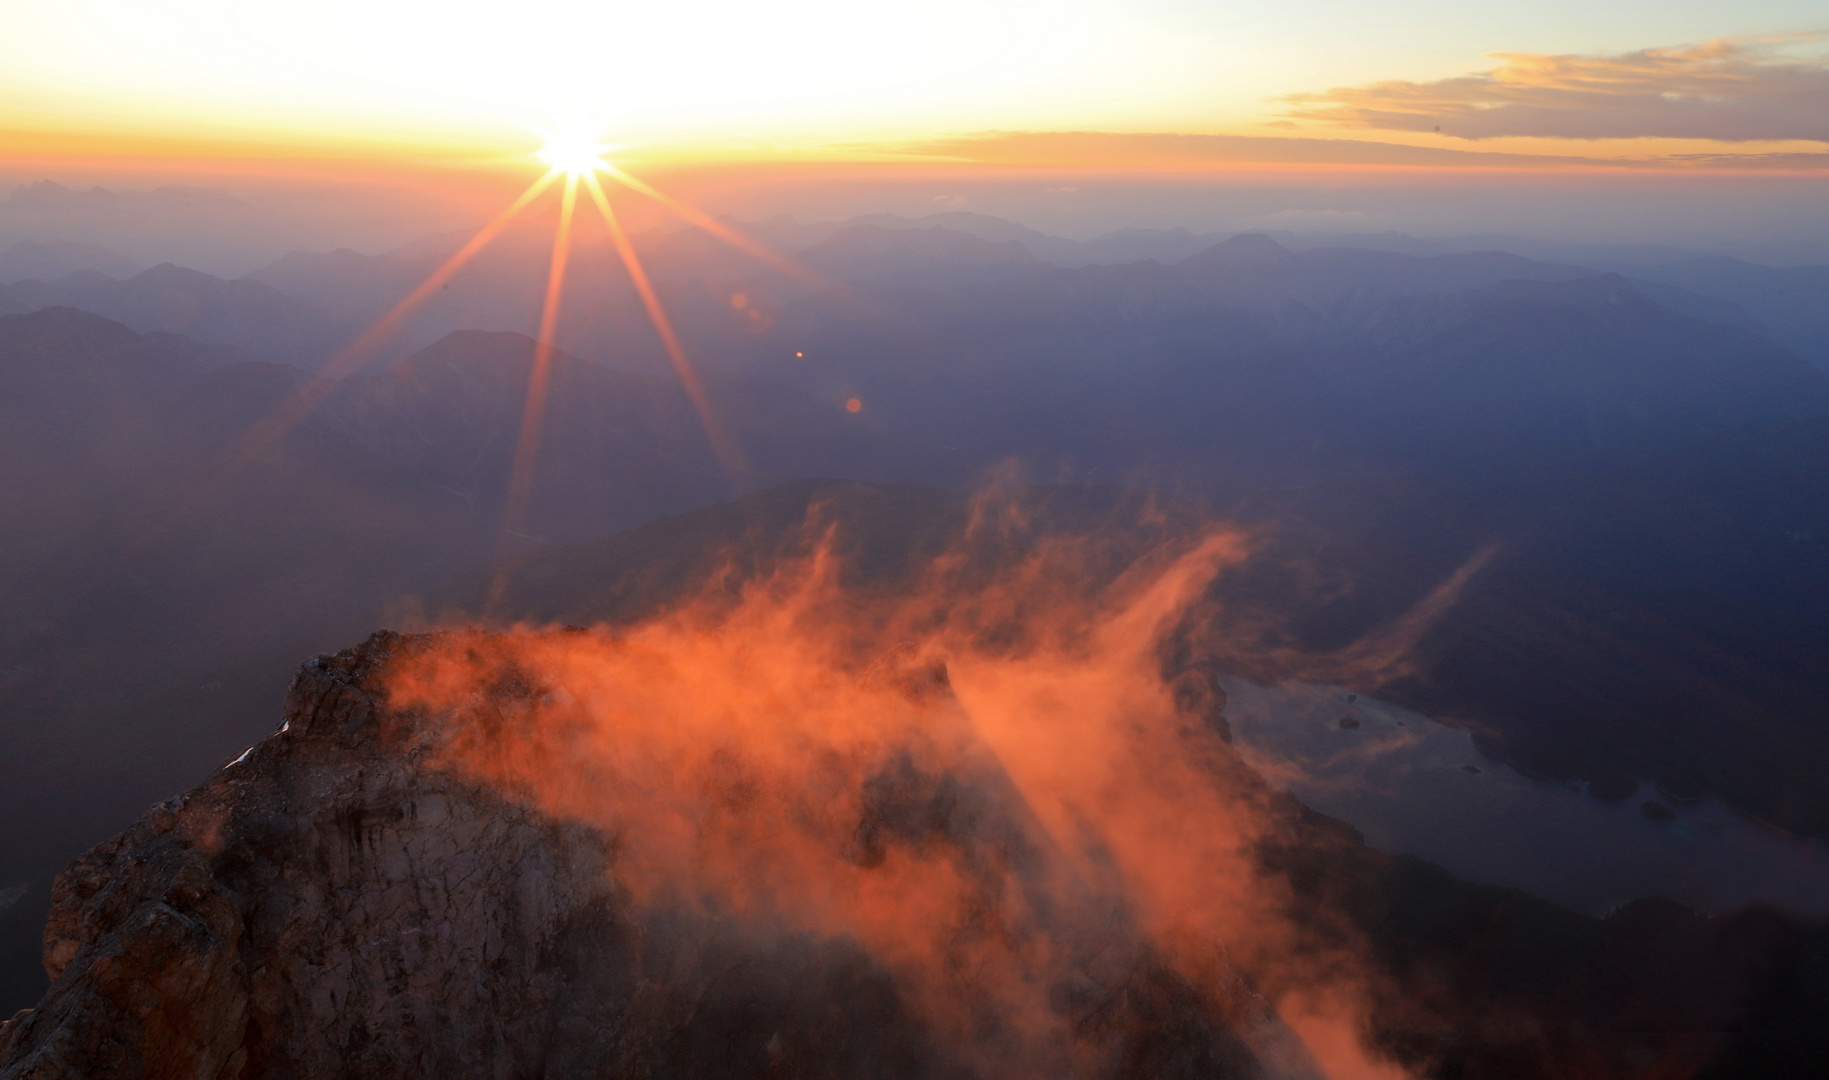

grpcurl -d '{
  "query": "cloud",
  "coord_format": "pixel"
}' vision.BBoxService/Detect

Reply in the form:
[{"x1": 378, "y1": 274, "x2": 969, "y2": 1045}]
[
  {"x1": 901, "y1": 130, "x2": 1602, "y2": 168},
  {"x1": 380, "y1": 497, "x2": 1422, "y2": 1076},
  {"x1": 893, "y1": 129, "x2": 1829, "y2": 171},
  {"x1": 1285, "y1": 34, "x2": 1829, "y2": 142}
]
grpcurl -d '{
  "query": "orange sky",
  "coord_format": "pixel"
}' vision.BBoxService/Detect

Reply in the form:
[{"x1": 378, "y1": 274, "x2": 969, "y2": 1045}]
[
  {"x1": 5, "y1": 1, "x2": 1827, "y2": 183},
  {"x1": 4, "y1": 1, "x2": 1826, "y2": 273}
]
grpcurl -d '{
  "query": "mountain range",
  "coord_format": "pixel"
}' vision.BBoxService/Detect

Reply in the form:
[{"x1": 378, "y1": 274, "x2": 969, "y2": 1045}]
[
  {"x1": 4, "y1": 210, "x2": 1825, "y2": 375},
  {"x1": 5, "y1": 534, "x2": 1827, "y2": 1080},
  {"x1": 3, "y1": 211, "x2": 1828, "y2": 1057}
]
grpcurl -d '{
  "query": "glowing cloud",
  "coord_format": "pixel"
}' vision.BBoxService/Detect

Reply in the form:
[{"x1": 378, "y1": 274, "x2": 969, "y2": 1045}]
[
  {"x1": 1285, "y1": 34, "x2": 1829, "y2": 143},
  {"x1": 384, "y1": 499, "x2": 1417, "y2": 1078}
]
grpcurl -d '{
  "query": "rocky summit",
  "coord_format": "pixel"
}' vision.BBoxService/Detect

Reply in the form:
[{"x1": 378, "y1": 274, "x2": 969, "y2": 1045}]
[{"x1": 0, "y1": 631, "x2": 1282, "y2": 1080}]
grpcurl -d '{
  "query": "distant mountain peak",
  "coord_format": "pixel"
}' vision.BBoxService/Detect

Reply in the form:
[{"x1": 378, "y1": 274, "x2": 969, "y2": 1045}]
[
  {"x1": 133, "y1": 262, "x2": 223, "y2": 285},
  {"x1": 11, "y1": 180, "x2": 70, "y2": 200},
  {"x1": 416, "y1": 327, "x2": 544, "y2": 354},
  {"x1": 798, "y1": 223, "x2": 1040, "y2": 280},
  {"x1": 396, "y1": 329, "x2": 583, "y2": 381},
  {"x1": 0, "y1": 305, "x2": 141, "y2": 344},
  {"x1": 1181, "y1": 232, "x2": 1299, "y2": 269},
  {"x1": 0, "y1": 239, "x2": 140, "y2": 285},
  {"x1": 0, "y1": 628, "x2": 1289, "y2": 1079},
  {"x1": 7, "y1": 180, "x2": 115, "y2": 202}
]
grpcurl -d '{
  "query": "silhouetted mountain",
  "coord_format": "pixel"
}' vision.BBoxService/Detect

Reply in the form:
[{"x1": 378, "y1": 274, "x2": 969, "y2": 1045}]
[
  {"x1": 0, "y1": 631, "x2": 1279, "y2": 1080},
  {"x1": 413, "y1": 485, "x2": 1829, "y2": 1077},
  {"x1": 723, "y1": 214, "x2": 1754, "y2": 284},
  {"x1": 0, "y1": 179, "x2": 480, "y2": 276},
  {"x1": 1169, "y1": 237, "x2": 1755, "y2": 350},
  {"x1": 0, "y1": 240, "x2": 140, "y2": 285},
  {"x1": 320, "y1": 329, "x2": 952, "y2": 543},
  {"x1": 0, "y1": 312, "x2": 982, "y2": 1013},
  {"x1": 1066, "y1": 226, "x2": 1226, "y2": 266},
  {"x1": 424, "y1": 479, "x2": 1199, "y2": 626},
  {"x1": 848, "y1": 210, "x2": 1083, "y2": 261},
  {"x1": 764, "y1": 231, "x2": 1757, "y2": 361},
  {"x1": 1199, "y1": 444, "x2": 1829, "y2": 832},
  {"x1": 247, "y1": 227, "x2": 808, "y2": 376},
  {"x1": 749, "y1": 236, "x2": 1823, "y2": 475},
  {"x1": 797, "y1": 223, "x2": 1041, "y2": 288},
  {"x1": 717, "y1": 212, "x2": 847, "y2": 253},
  {"x1": 245, "y1": 246, "x2": 433, "y2": 330},
  {"x1": 1631, "y1": 256, "x2": 1829, "y2": 368},
  {"x1": 10, "y1": 200, "x2": 1796, "y2": 381},
  {"x1": 1346, "y1": 274, "x2": 1827, "y2": 466},
  {"x1": 0, "y1": 264, "x2": 350, "y2": 369},
  {"x1": 1266, "y1": 229, "x2": 1715, "y2": 270},
  {"x1": 9, "y1": 208, "x2": 1829, "y2": 1064},
  {"x1": 6, "y1": 623, "x2": 1824, "y2": 1080},
  {"x1": 430, "y1": 477, "x2": 1829, "y2": 842},
  {"x1": 0, "y1": 183, "x2": 290, "y2": 276},
  {"x1": 0, "y1": 307, "x2": 504, "y2": 1007},
  {"x1": 208, "y1": 217, "x2": 1765, "y2": 390}
]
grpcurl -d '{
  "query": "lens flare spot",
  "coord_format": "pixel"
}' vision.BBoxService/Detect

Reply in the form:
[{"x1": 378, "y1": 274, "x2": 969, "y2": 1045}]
[
  {"x1": 730, "y1": 292, "x2": 749, "y2": 309},
  {"x1": 845, "y1": 397, "x2": 863, "y2": 413}
]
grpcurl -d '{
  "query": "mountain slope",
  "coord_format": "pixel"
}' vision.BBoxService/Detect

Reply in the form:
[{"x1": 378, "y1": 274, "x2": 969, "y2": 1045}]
[
  {"x1": 0, "y1": 632, "x2": 1277, "y2": 1080},
  {"x1": 1632, "y1": 256, "x2": 1829, "y2": 368},
  {"x1": 6, "y1": 583, "x2": 1821, "y2": 1078},
  {"x1": 0, "y1": 309, "x2": 489, "y2": 1009},
  {"x1": 425, "y1": 479, "x2": 1829, "y2": 838},
  {"x1": 321, "y1": 329, "x2": 954, "y2": 544},
  {"x1": 0, "y1": 315, "x2": 977, "y2": 1013},
  {"x1": 0, "y1": 265, "x2": 350, "y2": 370},
  {"x1": 0, "y1": 241, "x2": 140, "y2": 286}
]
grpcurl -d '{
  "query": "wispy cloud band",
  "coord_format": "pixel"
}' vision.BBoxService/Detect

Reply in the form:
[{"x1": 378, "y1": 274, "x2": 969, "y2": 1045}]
[
  {"x1": 891, "y1": 130, "x2": 1829, "y2": 171},
  {"x1": 1285, "y1": 34, "x2": 1829, "y2": 142}
]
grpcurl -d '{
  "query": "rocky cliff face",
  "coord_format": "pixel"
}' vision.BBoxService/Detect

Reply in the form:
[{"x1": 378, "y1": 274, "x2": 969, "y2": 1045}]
[{"x1": 0, "y1": 632, "x2": 1281, "y2": 1080}]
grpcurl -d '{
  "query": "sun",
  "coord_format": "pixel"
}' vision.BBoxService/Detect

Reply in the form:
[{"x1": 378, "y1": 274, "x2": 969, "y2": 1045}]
[
  {"x1": 305, "y1": 120, "x2": 807, "y2": 544},
  {"x1": 536, "y1": 128, "x2": 609, "y2": 177}
]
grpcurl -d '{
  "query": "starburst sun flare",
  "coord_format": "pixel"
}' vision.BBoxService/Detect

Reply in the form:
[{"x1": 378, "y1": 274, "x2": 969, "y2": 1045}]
[
  {"x1": 534, "y1": 128, "x2": 612, "y2": 177},
  {"x1": 286, "y1": 124, "x2": 831, "y2": 597},
  {"x1": 217, "y1": 122, "x2": 797, "y2": 594}
]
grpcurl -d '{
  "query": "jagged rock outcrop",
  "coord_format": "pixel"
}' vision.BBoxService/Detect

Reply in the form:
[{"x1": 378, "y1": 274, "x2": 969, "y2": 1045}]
[{"x1": 0, "y1": 632, "x2": 1282, "y2": 1080}]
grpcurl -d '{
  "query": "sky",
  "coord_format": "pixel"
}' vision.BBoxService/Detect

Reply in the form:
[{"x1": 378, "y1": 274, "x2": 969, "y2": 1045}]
[
  {"x1": 2, "y1": 0, "x2": 1827, "y2": 267},
  {"x1": 3, "y1": 0, "x2": 1827, "y2": 169}
]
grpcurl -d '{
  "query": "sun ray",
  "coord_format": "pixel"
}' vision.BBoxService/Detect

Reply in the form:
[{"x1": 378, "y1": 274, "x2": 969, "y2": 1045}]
[
  {"x1": 599, "y1": 162, "x2": 910, "y2": 333},
  {"x1": 56, "y1": 150, "x2": 831, "y2": 624},
  {"x1": 499, "y1": 170, "x2": 581, "y2": 548},
  {"x1": 321, "y1": 166, "x2": 565, "y2": 382},
  {"x1": 599, "y1": 163, "x2": 827, "y2": 287},
  {"x1": 230, "y1": 165, "x2": 564, "y2": 466},
  {"x1": 108, "y1": 148, "x2": 825, "y2": 617},
  {"x1": 582, "y1": 170, "x2": 749, "y2": 480},
  {"x1": 33, "y1": 166, "x2": 570, "y2": 619}
]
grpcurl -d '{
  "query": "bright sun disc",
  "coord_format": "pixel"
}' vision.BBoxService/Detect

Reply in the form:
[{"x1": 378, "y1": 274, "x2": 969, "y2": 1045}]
[{"x1": 537, "y1": 131, "x2": 608, "y2": 176}]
